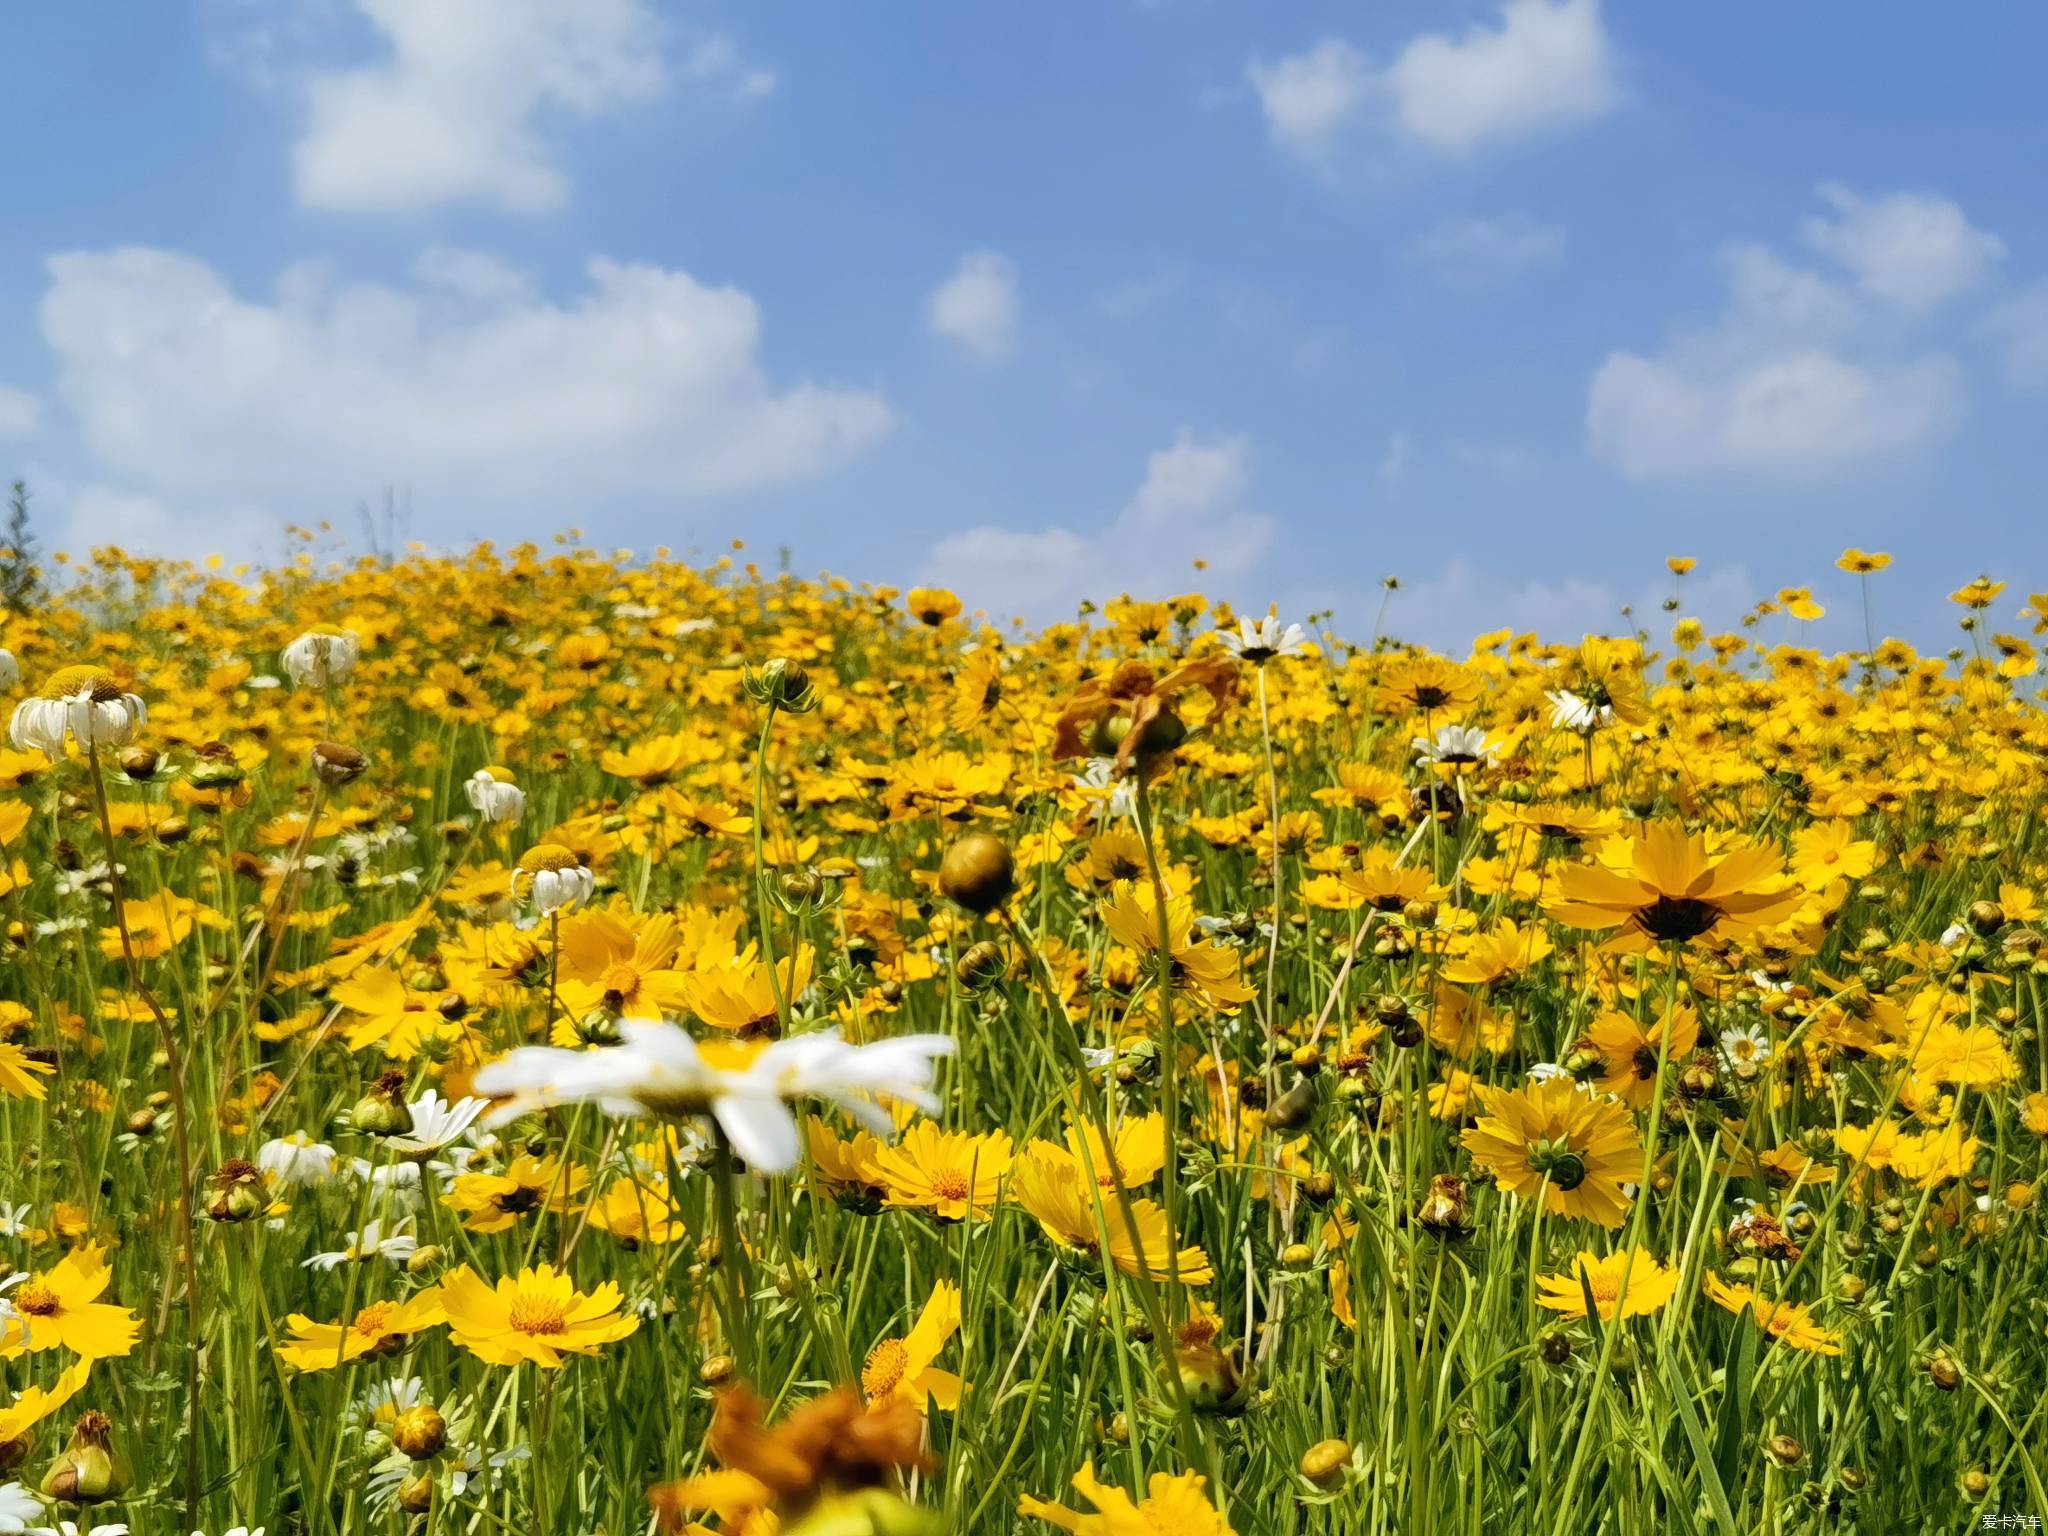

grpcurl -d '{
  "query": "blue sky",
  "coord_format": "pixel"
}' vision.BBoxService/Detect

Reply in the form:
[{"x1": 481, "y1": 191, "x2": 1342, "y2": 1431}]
[{"x1": 3, "y1": 1, "x2": 2045, "y2": 651}]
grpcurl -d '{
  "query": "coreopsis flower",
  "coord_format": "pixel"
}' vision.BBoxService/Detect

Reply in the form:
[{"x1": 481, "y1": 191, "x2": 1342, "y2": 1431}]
[
  {"x1": 1100, "y1": 882, "x2": 1254, "y2": 1011},
  {"x1": 1052, "y1": 656, "x2": 1237, "y2": 777},
  {"x1": 1579, "y1": 1007, "x2": 1701, "y2": 1108},
  {"x1": 1837, "y1": 548, "x2": 1890, "y2": 573},
  {"x1": 1376, "y1": 655, "x2": 1480, "y2": 717},
  {"x1": 280, "y1": 626, "x2": 361, "y2": 688},
  {"x1": 861, "y1": 1281, "x2": 963, "y2": 1412},
  {"x1": 464, "y1": 767, "x2": 525, "y2": 826},
  {"x1": 1026, "y1": 1114, "x2": 1167, "y2": 1193},
  {"x1": 0, "y1": 1248, "x2": 139, "y2": 1361},
  {"x1": 581, "y1": 1176, "x2": 685, "y2": 1247},
  {"x1": 873, "y1": 1125, "x2": 1013, "y2": 1222},
  {"x1": 1702, "y1": 1274, "x2": 1841, "y2": 1355},
  {"x1": 905, "y1": 587, "x2": 962, "y2": 626},
  {"x1": 275, "y1": 1290, "x2": 447, "y2": 1372},
  {"x1": 0, "y1": 1359, "x2": 91, "y2": 1467},
  {"x1": 1534, "y1": 1248, "x2": 1679, "y2": 1321},
  {"x1": 1219, "y1": 613, "x2": 1306, "y2": 664},
  {"x1": 0, "y1": 1044, "x2": 52, "y2": 1102},
  {"x1": 442, "y1": 1153, "x2": 587, "y2": 1234},
  {"x1": 1460, "y1": 1079, "x2": 1641, "y2": 1229},
  {"x1": 1544, "y1": 821, "x2": 1799, "y2": 948},
  {"x1": 8, "y1": 668, "x2": 146, "y2": 760},
  {"x1": 472, "y1": 1022, "x2": 954, "y2": 1174},
  {"x1": 650, "y1": 1384, "x2": 931, "y2": 1534},
  {"x1": 510, "y1": 844, "x2": 594, "y2": 914},
  {"x1": 1438, "y1": 920, "x2": 1552, "y2": 987},
  {"x1": 438, "y1": 1264, "x2": 638, "y2": 1368},
  {"x1": 1011, "y1": 1150, "x2": 1213, "y2": 1284},
  {"x1": 1020, "y1": 1463, "x2": 1235, "y2": 1535}
]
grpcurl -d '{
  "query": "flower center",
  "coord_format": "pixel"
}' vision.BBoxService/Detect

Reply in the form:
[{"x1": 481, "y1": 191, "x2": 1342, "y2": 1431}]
[
  {"x1": 15, "y1": 1280, "x2": 60, "y2": 1315},
  {"x1": 354, "y1": 1302, "x2": 395, "y2": 1337},
  {"x1": 508, "y1": 1296, "x2": 568, "y2": 1335},
  {"x1": 861, "y1": 1337, "x2": 908, "y2": 1396},
  {"x1": 1634, "y1": 895, "x2": 1722, "y2": 942},
  {"x1": 930, "y1": 1168, "x2": 971, "y2": 1201},
  {"x1": 600, "y1": 962, "x2": 642, "y2": 1000},
  {"x1": 517, "y1": 844, "x2": 582, "y2": 874},
  {"x1": 42, "y1": 665, "x2": 125, "y2": 703}
]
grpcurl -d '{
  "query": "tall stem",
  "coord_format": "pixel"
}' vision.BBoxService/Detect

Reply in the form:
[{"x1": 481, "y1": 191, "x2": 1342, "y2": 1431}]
[
  {"x1": 86, "y1": 741, "x2": 204, "y2": 1533},
  {"x1": 1130, "y1": 770, "x2": 1185, "y2": 1316}
]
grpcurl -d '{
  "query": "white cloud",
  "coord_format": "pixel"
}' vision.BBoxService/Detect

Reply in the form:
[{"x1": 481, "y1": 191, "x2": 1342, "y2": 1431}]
[
  {"x1": 1589, "y1": 350, "x2": 1962, "y2": 480},
  {"x1": 293, "y1": 0, "x2": 668, "y2": 213},
  {"x1": 0, "y1": 386, "x2": 40, "y2": 438},
  {"x1": 1410, "y1": 215, "x2": 1566, "y2": 287},
  {"x1": 1389, "y1": 557, "x2": 1756, "y2": 653},
  {"x1": 1800, "y1": 183, "x2": 2004, "y2": 312},
  {"x1": 1379, "y1": 433, "x2": 1409, "y2": 483},
  {"x1": 1247, "y1": 39, "x2": 1373, "y2": 156},
  {"x1": 1587, "y1": 187, "x2": 1979, "y2": 482},
  {"x1": 680, "y1": 35, "x2": 777, "y2": 101},
  {"x1": 920, "y1": 430, "x2": 1272, "y2": 619},
  {"x1": 928, "y1": 252, "x2": 1021, "y2": 361},
  {"x1": 1386, "y1": 0, "x2": 1618, "y2": 152},
  {"x1": 39, "y1": 246, "x2": 893, "y2": 523},
  {"x1": 1250, "y1": 1, "x2": 1617, "y2": 159}
]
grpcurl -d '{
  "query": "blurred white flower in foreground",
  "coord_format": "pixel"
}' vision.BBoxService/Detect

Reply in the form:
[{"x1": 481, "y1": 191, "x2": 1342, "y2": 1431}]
[{"x1": 474, "y1": 1022, "x2": 954, "y2": 1172}]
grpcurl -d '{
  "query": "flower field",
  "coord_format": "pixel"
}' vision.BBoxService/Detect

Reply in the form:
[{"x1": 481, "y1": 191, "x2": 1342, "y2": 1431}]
[{"x1": 1, "y1": 539, "x2": 2045, "y2": 1535}]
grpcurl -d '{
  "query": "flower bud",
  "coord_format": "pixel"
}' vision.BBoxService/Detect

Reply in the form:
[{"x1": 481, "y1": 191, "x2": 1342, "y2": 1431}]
[
  {"x1": 117, "y1": 746, "x2": 160, "y2": 780},
  {"x1": 350, "y1": 1070, "x2": 415, "y2": 1137},
  {"x1": 1164, "y1": 1342, "x2": 1245, "y2": 1415},
  {"x1": 742, "y1": 657, "x2": 819, "y2": 714},
  {"x1": 392, "y1": 1402, "x2": 447, "y2": 1460},
  {"x1": 41, "y1": 1412, "x2": 132, "y2": 1503},
  {"x1": 1766, "y1": 1434, "x2": 1804, "y2": 1468},
  {"x1": 938, "y1": 833, "x2": 1015, "y2": 915},
  {"x1": 955, "y1": 940, "x2": 1008, "y2": 992},
  {"x1": 204, "y1": 1158, "x2": 267, "y2": 1223},
  {"x1": 1265, "y1": 1076, "x2": 1319, "y2": 1132},
  {"x1": 311, "y1": 741, "x2": 369, "y2": 786},
  {"x1": 1967, "y1": 901, "x2": 2005, "y2": 936},
  {"x1": 398, "y1": 1471, "x2": 435, "y2": 1514},
  {"x1": 1299, "y1": 1438, "x2": 1351, "y2": 1486}
]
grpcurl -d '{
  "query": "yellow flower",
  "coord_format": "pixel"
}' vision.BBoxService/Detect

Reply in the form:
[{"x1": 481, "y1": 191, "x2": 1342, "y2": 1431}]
[
  {"x1": 1460, "y1": 1079, "x2": 1641, "y2": 1229},
  {"x1": 873, "y1": 1123, "x2": 1013, "y2": 1221},
  {"x1": 1021, "y1": 1462, "x2": 1235, "y2": 1535},
  {"x1": 0, "y1": 1357, "x2": 92, "y2": 1458},
  {"x1": 1910, "y1": 1021, "x2": 2016, "y2": 1089},
  {"x1": 331, "y1": 966, "x2": 473, "y2": 1060},
  {"x1": 1789, "y1": 821, "x2": 1879, "y2": 888},
  {"x1": 1438, "y1": 918, "x2": 1553, "y2": 986},
  {"x1": 0, "y1": 1246, "x2": 140, "y2": 1360},
  {"x1": 1012, "y1": 1150, "x2": 1213, "y2": 1285},
  {"x1": 0, "y1": 1040, "x2": 54, "y2": 1100},
  {"x1": 906, "y1": 586, "x2": 963, "y2": 625},
  {"x1": 1581, "y1": 1006, "x2": 1701, "y2": 1109},
  {"x1": 442, "y1": 1153, "x2": 589, "y2": 1234},
  {"x1": 554, "y1": 908, "x2": 690, "y2": 1021},
  {"x1": 1703, "y1": 1274, "x2": 1841, "y2": 1355},
  {"x1": 677, "y1": 946, "x2": 815, "y2": 1036},
  {"x1": 582, "y1": 1176, "x2": 685, "y2": 1247},
  {"x1": 439, "y1": 1263, "x2": 639, "y2": 1369},
  {"x1": 275, "y1": 1289, "x2": 447, "y2": 1372},
  {"x1": 1546, "y1": 822, "x2": 1799, "y2": 948},
  {"x1": 861, "y1": 1281, "x2": 963, "y2": 1412},
  {"x1": 1028, "y1": 1113, "x2": 1168, "y2": 1192},
  {"x1": 1534, "y1": 1248, "x2": 1678, "y2": 1321},
  {"x1": 1100, "y1": 882, "x2": 1253, "y2": 1012}
]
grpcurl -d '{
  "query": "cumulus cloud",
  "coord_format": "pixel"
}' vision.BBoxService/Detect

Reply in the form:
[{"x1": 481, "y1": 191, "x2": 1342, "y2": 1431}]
[
  {"x1": 1249, "y1": 1, "x2": 1617, "y2": 160},
  {"x1": 1410, "y1": 215, "x2": 1566, "y2": 287},
  {"x1": 1587, "y1": 185, "x2": 1983, "y2": 481},
  {"x1": 920, "y1": 431, "x2": 1272, "y2": 620},
  {"x1": 928, "y1": 252, "x2": 1021, "y2": 361},
  {"x1": 1799, "y1": 183, "x2": 2005, "y2": 312},
  {"x1": 0, "y1": 386, "x2": 40, "y2": 438},
  {"x1": 292, "y1": 0, "x2": 670, "y2": 213},
  {"x1": 1246, "y1": 39, "x2": 1373, "y2": 156},
  {"x1": 39, "y1": 245, "x2": 893, "y2": 526}
]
